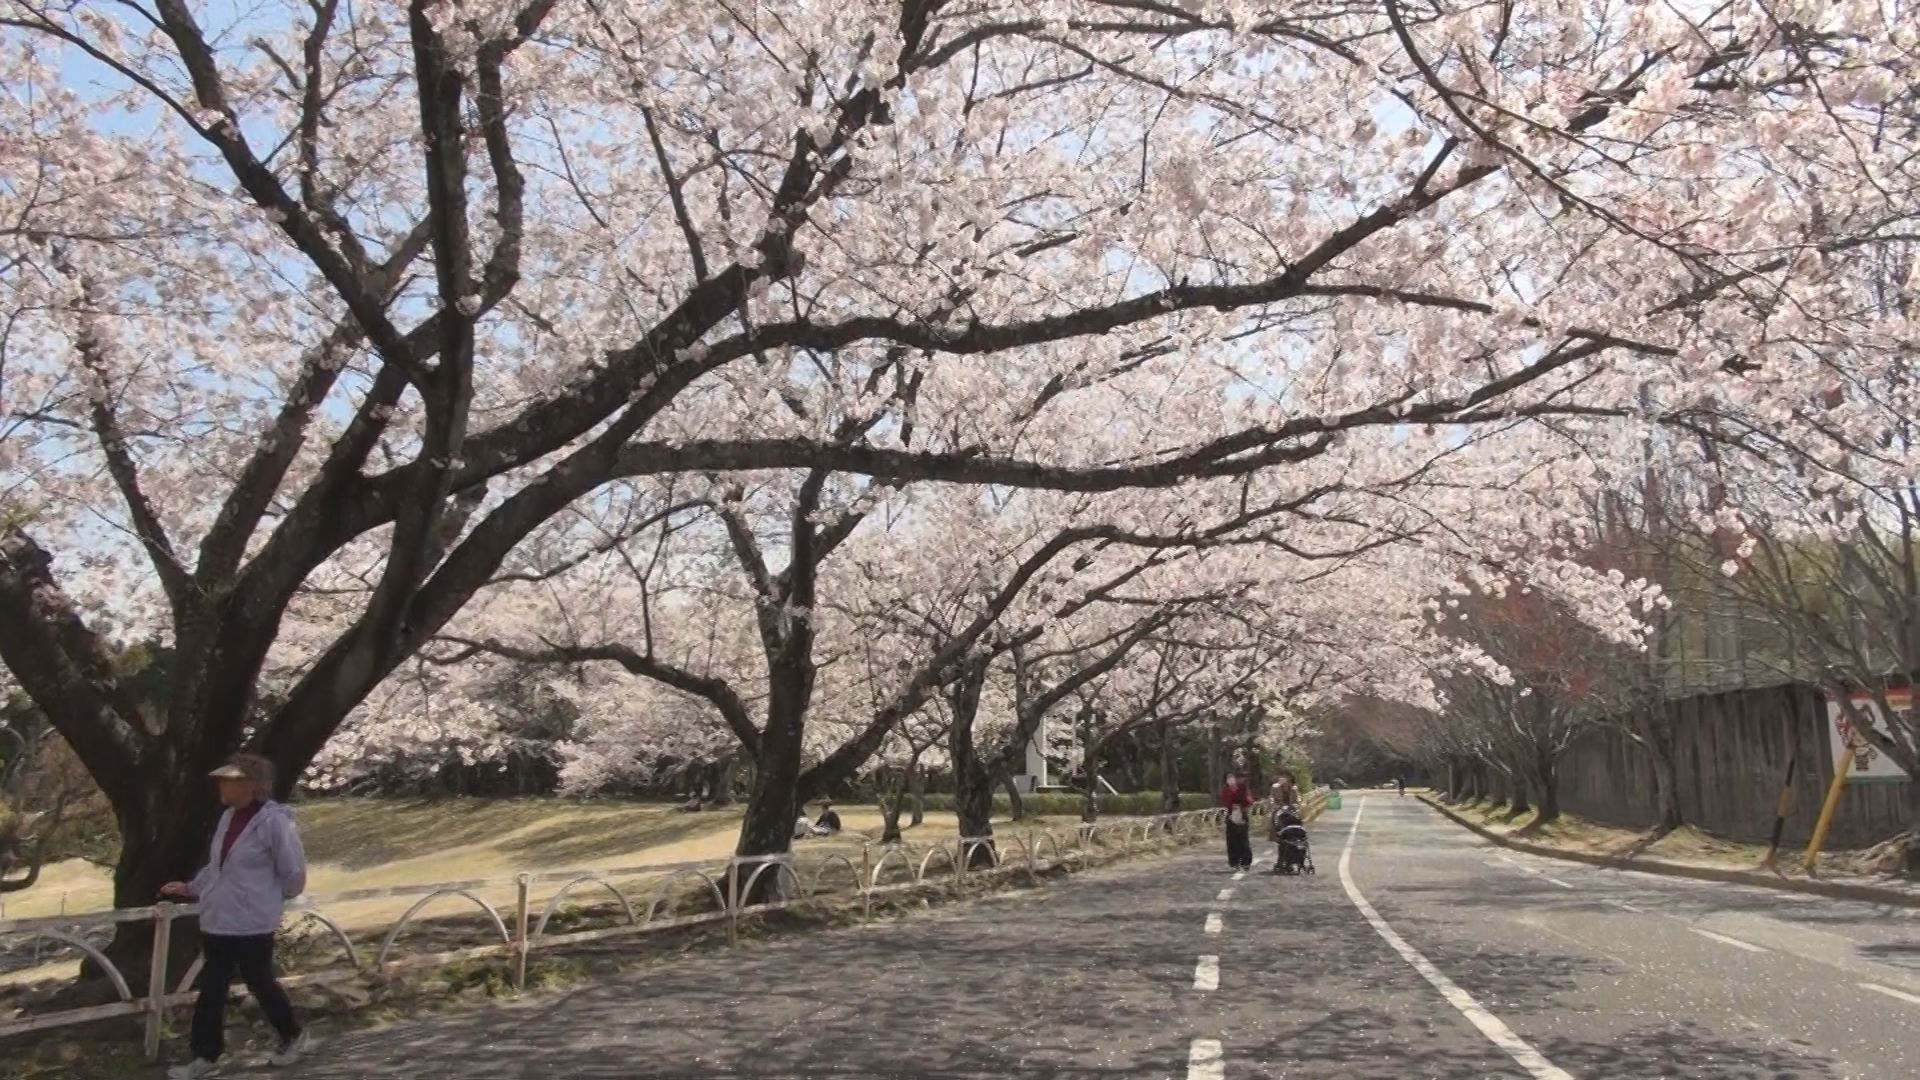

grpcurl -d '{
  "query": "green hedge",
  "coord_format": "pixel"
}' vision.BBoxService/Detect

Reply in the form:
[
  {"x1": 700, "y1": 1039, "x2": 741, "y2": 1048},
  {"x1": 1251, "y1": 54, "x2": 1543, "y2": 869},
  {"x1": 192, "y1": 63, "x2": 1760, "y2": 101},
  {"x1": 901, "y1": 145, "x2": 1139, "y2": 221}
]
[{"x1": 915, "y1": 791, "x2": 1215, "y2": 817}]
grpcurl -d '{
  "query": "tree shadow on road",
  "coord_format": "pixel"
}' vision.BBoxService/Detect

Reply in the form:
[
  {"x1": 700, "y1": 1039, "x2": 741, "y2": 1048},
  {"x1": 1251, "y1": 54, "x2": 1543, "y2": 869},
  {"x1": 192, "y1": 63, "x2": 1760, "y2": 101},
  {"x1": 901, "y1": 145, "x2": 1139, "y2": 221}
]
[
  {"x1": 1537, "y1": 1022, "x2": 1836, "y2": 1078},
  {"x1": 274, "y1": 865, "x2": 1214, "y2": 1080}
]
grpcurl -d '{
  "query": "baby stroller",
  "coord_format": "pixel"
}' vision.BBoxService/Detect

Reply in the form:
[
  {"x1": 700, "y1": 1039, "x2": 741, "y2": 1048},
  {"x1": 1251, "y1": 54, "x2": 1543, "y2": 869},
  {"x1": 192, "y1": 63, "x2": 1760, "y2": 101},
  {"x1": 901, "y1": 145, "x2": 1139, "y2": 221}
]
[{"x1": 1270, "y1": 806, "x2": 1314, "y2": 875}]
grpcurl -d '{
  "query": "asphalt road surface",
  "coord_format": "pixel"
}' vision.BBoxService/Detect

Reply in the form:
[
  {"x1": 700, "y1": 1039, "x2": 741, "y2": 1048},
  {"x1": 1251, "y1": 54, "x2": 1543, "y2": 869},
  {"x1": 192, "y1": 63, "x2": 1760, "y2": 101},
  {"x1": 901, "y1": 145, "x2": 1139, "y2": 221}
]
[{"x1": 257, "y1": 795, "x2": 1918, "y2": 1079}]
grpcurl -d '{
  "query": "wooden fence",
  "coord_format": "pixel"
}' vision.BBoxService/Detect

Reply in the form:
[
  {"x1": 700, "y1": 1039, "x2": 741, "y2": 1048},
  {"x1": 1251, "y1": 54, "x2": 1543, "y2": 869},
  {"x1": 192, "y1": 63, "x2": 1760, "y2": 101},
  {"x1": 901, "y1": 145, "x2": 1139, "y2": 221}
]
[{"x1": 1555, "y1": 682, "x2": 1911, "y2": 847}]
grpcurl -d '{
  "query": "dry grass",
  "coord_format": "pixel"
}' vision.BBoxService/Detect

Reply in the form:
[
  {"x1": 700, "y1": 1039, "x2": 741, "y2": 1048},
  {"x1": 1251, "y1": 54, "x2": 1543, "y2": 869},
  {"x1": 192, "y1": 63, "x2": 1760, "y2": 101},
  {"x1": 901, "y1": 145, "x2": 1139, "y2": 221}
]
[
  {"x1": 1, "y1": 799, "x2": 1018, "y2": 921},
  {"x1": 1437, "y1": 798, "x2": 1895, "y2": 878},
  {"x1": 0, "y1": 799, "x2": 1084, "y2": 989}
]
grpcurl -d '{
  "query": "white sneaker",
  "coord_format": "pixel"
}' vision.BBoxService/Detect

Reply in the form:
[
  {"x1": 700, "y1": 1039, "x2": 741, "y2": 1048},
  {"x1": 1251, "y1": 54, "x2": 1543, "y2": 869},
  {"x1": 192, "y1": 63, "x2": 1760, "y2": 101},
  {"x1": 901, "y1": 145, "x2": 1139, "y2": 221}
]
[
  {"x1": 269, "y1": 1031, "x2": 312, "y2": 1067},
  {"x1": 167, "y1": 1061, "x2": 221, "y2": 1079}
]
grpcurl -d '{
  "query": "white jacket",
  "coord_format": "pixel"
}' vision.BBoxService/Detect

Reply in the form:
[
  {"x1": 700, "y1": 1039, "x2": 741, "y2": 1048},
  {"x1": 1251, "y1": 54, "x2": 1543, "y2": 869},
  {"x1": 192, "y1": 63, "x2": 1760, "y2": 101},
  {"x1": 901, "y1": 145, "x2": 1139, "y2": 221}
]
[{"x1": 186, "y1": 801, "x2": 308, "y2": 936}]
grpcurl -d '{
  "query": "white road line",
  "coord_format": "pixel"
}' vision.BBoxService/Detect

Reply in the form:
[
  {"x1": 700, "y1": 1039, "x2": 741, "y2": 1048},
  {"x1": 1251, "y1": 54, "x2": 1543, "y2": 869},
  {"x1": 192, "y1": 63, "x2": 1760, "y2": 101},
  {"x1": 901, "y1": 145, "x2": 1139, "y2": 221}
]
[
  {"x1": 1193, "y1": 954, "x2": 1220, "y2": 991},
  {"x1": 1608, "y1": 900, "x2": 1645, "y2": 914},
  {"x1": 1542, "y1": 876, "x2": 1576, "y2": 890},
  {"x1": 1860, "y1": 982, "x2": 1920, "y2": 1006},
  {"x1": 1688, "y1": 927, "x2": 1769, "y2": 953},
  {"x1": 1187, "y1": 1039, "x2": 1225, "y2": 1080},
  {"x1": 1339, "y1": 798, "x2": 1574, "y2": 1080},
  {"x1": 1204, "y1": 912, "x2": 1223, "y2": 934},
  {"x1": 1232, "y1": 870, "x2": 1246, "y2": 881},
  {"x1": 1216, "y1": 888, "x2": 1235, "y2": 901}
]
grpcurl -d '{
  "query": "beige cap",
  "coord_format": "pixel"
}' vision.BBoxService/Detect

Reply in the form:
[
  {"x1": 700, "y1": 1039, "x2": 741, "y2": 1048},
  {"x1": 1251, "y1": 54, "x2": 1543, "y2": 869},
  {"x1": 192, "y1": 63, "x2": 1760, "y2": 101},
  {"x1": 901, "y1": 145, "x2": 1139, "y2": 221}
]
[{"x1": 208, "y1": 753, "x2": 274, "y2": 787}]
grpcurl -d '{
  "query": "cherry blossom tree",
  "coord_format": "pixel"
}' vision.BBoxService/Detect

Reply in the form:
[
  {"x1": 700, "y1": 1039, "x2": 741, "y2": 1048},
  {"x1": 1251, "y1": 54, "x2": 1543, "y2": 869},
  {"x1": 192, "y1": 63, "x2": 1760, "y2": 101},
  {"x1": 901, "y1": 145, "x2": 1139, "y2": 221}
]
[{"x1": 0, "y1": 0, "x2": 1914, "y2": 976}]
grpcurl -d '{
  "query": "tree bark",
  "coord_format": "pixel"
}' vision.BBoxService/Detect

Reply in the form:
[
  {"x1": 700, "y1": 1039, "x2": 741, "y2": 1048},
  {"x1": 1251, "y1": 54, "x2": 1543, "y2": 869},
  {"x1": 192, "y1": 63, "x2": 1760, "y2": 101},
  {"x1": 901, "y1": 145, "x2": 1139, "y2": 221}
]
[
  {"x1": 1079, "y1": 731, "x2": 1102, "y2": 823},
  {"x1": 995, "y1": 764, "x2": 1025, "y2": 822},
  {"x1": 1533, "y1": 745, "x2": 1561, "y2": 824},
  {"x1": 1205, "y1": 726, "x2": 1222, "y2": 799},
  {"x1": 1159, "y1": 720, "x2": 1180, "y2": 813},
  {"x1": 704, "y1": 754, "x2": 736, "y2": 806},
  {"x1": 909, "y1": 765, "x2": 925, "y2": 827},
  {"x1": 944, "y1": 660, "x2": 996, "y2": 867},
  {"x1": 730, "y1": 653, "x2": 811, "y2": 901},
  {"x1": 100, "y1": 770, "x2": 218, "y2": 992},
  {"x1": 878, "y1": 768, "x2": 906, "y2": 844},
  {"x1": 1507, "y1": 771, "x2": 1532, "y2": 817}
]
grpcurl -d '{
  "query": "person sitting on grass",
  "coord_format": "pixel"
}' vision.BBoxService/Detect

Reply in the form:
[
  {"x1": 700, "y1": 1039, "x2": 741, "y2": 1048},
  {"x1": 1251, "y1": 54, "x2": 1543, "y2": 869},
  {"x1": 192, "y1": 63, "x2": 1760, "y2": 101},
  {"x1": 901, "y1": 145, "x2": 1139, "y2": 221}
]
[{"x1": 810, "y1": 800, "x2": 843, "y2": 836}]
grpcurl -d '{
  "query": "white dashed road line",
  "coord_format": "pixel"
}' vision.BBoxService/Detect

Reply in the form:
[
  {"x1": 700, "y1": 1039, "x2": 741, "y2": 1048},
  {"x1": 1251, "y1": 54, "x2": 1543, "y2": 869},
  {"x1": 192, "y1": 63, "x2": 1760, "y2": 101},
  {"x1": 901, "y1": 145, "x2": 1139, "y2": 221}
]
[
  {"x1": 1542, "y1": 876, "x2": 1576, "y2": 890},
  {"x1": 1859, "y1": 982, "x2": 1920, "y2": 1006},
  {"x1": 1232, "y1": 870, "x2": 1246, "y2": 882},
  {"x1": 1340, "y1": 798, "x2": 1575, "y2": 1080},
  {"x1": 1204, "y1": 912, "x2": 1223, "y2": 934},
  {"x1": 1216, "y1": 888, "x2": 1235, "y2": 901},
  {"x1": 1193, "y1": 954, "x2": 1219, "y2": 991},
  {"x1": 1688, "y1": 927, "x2": 1769, "y2": 954},
  {"x1": 1186, "y1": 1038, "x2": 1225, "y2": 1080}
]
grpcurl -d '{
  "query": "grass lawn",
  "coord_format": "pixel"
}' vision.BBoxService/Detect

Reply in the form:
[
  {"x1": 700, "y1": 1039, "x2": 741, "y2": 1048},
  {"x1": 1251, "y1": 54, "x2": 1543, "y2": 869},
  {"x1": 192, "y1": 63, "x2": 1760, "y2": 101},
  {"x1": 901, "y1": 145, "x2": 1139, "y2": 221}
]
[
  {"x1": 3, "y1": 799, "x2": 1099, "y2": 991},
  {"x1": 1, "y1": 799, "x2": 1081, "y2": 927}
]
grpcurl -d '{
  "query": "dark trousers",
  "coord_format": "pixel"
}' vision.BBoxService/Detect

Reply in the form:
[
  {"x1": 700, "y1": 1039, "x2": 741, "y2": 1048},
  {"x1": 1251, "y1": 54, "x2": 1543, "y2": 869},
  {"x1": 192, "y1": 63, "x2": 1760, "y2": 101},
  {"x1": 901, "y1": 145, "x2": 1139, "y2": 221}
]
[
  {"x1": 1224, "y1": 820, "x2": 1253, "y2": 868},
  {"x1": 190, "y1": 933, "x2": 299, "y2": 1062}
]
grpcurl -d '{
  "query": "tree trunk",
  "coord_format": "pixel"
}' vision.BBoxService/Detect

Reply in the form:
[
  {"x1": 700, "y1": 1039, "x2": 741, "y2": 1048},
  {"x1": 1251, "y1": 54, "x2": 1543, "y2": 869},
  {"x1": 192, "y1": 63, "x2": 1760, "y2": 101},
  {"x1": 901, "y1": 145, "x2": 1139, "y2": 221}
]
[
  {"x1": 1079, "y1": 736, "x2": 1101, "y2": 823},
  {"x1": 1533, "y1": 747, "x2": 1561, "y2": 824},
  {"x1": 878, "y1": 767, "x2": 906, "y2": 844},
  {"x1": 1641, "y1": 710, "x2": 1683, "y2": 832},
  {"x1": 1205, "y1": 726, "x2": 1222, "y2": 798},
  {"x1": 945, "y1": 661, "x2": 996, "y2": 868},
  {"x1": 1159, "y1": 721, "x2": 1180, "y2": 813},
  {"x1": 1507, "y1": 772, "x2": 1531, "y2": 817},
  {"x1": 706, "y1": 754, "x2": 736, "y2": 807},
  {"x1": 731, "y1": 663, "x2": 811, "y2": 901},
  {"x1": 908, "y1": 764, "x2": 925, "y2": 827},
  {"x1": 99, "y1": 771, "x2": 218, "y2": 994},
  {"x1": 995, "y1": 764, "x2": 1025, "y2": 822}
]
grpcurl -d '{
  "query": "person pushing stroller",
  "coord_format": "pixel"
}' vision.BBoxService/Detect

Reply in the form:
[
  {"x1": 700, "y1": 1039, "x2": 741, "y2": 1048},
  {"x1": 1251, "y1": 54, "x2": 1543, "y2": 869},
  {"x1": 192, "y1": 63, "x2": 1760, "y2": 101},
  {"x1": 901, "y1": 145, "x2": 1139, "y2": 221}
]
[{"x1": 1267, "y1": 789, "x2": 1314, "y2": 875}]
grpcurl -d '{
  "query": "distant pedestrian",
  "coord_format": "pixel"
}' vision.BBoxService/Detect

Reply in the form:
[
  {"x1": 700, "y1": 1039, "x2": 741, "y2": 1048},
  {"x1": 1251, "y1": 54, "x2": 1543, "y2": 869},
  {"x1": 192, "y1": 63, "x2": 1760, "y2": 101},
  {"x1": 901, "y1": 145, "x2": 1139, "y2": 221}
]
[
  {"x1": 1220, "y1": 771, "x2": 1255, "y2": 870},
  {"x1": 809, "y1": 800, "x2": 843, "y2": 836},
  {"x1": 1272, "y1": 773, "x2": 1299, "y2": 809},
  {"x1": 1397, "y1": 777, "x2": 1407, "y2": 796},
  {"x1": 161, "y1": 754, "x2": 310, "y2": 1078}
]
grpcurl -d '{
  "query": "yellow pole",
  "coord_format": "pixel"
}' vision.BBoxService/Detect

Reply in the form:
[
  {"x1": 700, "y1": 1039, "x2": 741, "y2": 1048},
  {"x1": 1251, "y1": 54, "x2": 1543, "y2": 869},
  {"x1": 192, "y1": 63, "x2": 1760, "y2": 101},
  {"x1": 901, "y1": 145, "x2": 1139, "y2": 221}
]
[{"x1": 1802, "y1": 742, "x2": 1856, "y2": 877}]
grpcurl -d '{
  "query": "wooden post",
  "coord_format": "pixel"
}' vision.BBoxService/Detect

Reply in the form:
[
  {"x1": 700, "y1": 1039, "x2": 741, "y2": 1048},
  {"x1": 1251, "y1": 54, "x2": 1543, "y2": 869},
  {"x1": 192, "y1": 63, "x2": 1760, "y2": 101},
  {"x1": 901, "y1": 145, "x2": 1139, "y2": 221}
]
[
  {"x1": 512, "y1": 873, "x2": 531, "y2": 991},
  {"x1": 144, "y1": 905, "x2": 174, "y2": 1061},
  {"x1": 1026, "y1": 829, "x2": 1037, "y2": 877},
  {"x1": 1803, "y1": 743, "x2": 1855, "y2": 877},
  {"x1": 953, "y1": 840, "x2": 965, "y2": 891},
  {"x1": 1759, "y1": 754, "x2": 1798, "y2": 873}
]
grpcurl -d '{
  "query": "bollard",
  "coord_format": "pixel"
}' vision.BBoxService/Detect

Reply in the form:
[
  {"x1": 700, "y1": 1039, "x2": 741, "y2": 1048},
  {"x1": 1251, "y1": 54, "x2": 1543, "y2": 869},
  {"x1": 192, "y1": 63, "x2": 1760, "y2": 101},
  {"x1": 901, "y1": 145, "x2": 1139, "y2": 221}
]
[
  {"x1": 512, "y1": 873, "x2": 531, "y2": 991},
  {"x1": 144, "y1": 904, "x2": 174, "y2": 1061},
  {"x1": 1026, "y1": 829, "x2": 1038, "y2": 877}
]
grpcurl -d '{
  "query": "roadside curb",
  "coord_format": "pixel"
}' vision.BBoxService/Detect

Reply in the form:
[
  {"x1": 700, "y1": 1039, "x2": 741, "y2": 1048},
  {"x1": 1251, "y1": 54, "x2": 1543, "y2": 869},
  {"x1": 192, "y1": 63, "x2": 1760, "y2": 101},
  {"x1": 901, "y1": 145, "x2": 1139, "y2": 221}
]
[{"x1": 1417, "y1": 794, "x2": 1920, "y2": 911}]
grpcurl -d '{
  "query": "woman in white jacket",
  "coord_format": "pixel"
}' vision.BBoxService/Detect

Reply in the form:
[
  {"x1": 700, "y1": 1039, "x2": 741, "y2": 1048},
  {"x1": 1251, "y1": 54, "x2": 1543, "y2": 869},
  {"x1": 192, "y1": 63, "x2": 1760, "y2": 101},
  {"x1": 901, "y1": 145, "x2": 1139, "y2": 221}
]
[{"x1": 161, "y1": 754, "x2": 310, "y2": 1078}]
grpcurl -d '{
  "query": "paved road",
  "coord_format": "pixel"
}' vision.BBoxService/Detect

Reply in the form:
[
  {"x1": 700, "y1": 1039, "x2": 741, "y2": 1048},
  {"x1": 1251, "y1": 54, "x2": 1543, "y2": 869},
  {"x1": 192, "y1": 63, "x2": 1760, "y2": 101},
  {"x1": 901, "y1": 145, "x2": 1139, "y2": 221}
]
[{"x1": 249, "y1": 795, "x2": 1917, "y2": 1079}]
